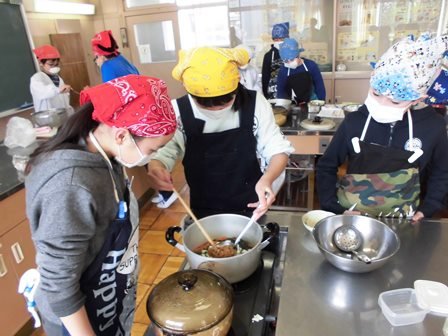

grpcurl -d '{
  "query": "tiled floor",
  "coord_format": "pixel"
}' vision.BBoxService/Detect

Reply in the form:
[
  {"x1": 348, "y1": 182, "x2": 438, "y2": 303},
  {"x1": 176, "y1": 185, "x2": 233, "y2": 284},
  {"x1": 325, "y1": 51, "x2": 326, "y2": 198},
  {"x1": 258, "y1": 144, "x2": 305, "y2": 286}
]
[{"x1": 31, "y1": 162, "x2": 188, "y2": 336}]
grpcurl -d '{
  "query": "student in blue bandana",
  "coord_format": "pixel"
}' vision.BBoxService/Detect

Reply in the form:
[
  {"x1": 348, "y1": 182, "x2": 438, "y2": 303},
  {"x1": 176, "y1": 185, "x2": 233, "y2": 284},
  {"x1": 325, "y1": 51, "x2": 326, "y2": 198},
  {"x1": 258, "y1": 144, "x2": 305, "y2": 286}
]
[
  {"x1": 275, "y1": 38, "x2": 325, "y2": 108},
  {"x1": 262, "y1": 22, "x2": 289, "y2": 101},
  {"x1": 317, "y1": 34, "x2": 448, "y2": 222}
]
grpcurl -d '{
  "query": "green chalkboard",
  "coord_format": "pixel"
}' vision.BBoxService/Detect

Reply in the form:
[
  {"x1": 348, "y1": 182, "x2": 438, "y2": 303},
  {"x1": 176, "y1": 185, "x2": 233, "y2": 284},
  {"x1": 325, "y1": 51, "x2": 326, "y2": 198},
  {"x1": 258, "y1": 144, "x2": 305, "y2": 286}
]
[{"x1": 0, "y1": 3, "x2": 36, "y2": 113}]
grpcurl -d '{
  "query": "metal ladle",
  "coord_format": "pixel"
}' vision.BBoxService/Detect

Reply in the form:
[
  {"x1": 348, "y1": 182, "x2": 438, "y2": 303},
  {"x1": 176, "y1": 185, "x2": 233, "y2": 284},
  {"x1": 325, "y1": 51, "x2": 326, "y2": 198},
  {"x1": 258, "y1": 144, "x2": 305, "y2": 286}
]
[
  {"x1": 214, "y1": 190, "x2": 270, "y2": 253},
  {"x1": 333, "y1": 225, "x2": 372, "y2": 264}
]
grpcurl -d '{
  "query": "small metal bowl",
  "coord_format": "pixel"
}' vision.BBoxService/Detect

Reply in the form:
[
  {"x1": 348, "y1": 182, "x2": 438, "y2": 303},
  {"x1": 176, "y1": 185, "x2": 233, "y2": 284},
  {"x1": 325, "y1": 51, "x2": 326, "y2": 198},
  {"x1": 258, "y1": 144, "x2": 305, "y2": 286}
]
[
  {"x1": 342, "y1": 104, "x2": 362, "y2": 117},
  {"x1": 31, "y1": 108, "x2": 68, "y2": 128},
  {"x1": 312, "y1": 215, "x2": 400, "y2": 273}
]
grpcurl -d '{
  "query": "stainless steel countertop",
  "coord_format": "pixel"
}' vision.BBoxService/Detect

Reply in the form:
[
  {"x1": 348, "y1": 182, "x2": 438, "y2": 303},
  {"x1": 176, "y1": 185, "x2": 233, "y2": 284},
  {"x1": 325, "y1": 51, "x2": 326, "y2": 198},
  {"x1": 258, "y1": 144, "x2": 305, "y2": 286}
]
[
  {"x1": 280, "y1": 113, "x2": 343, "y2": 136},
  {"x1": 260, "y1": 211, "x2": 448, "y2": 336}
]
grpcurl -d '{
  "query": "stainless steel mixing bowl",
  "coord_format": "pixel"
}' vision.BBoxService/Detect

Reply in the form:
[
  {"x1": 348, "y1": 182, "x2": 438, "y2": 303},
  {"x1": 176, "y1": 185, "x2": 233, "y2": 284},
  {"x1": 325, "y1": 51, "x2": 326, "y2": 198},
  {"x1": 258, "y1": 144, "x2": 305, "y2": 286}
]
[
  {"x1": 31, "y1": 108, "x2": 68, "y2": 128},
  {"x1": 312, "y1": 215, "x2": 400, "y2": 273}
]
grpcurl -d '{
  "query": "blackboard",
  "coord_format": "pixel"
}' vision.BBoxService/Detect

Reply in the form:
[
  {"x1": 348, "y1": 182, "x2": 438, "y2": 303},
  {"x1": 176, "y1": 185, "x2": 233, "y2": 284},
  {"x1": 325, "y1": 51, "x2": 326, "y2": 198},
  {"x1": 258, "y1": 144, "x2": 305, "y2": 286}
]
[{"x1": 0, "y1": 3, "x2": 36, "y2": 113}]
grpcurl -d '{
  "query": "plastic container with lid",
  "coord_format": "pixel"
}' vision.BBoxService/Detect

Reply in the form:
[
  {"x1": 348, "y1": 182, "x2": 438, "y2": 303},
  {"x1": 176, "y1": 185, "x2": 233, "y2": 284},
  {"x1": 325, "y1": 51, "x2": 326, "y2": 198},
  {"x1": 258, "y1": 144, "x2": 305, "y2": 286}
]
[{"x1": 378, "y1": 280, "x2": 448, "y2": 327}]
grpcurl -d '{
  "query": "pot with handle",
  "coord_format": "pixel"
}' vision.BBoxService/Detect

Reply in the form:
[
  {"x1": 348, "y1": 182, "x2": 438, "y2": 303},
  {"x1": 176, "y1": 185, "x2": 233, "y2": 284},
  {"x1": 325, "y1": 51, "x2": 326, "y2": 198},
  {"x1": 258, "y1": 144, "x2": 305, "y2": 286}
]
[
  {"x1": 166, "y1": 213, "x2": 279, "y2": 283},
  {"x1": 147, "y1": 269, "x2": 233, "y2": 336}
]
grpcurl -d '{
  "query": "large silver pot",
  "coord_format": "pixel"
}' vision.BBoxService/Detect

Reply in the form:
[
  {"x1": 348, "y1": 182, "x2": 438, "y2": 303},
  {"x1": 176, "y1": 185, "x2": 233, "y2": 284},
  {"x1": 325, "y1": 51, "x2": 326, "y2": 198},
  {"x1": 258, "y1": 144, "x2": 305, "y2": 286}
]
[{"x1": 166, "y1": 213, "x2": 279, "y2": 283}]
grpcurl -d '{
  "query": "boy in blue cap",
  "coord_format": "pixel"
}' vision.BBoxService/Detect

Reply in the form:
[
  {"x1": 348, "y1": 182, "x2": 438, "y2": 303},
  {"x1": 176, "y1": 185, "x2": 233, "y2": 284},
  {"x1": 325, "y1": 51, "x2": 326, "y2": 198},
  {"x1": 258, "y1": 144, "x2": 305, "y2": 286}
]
[
  {"x1": 276, "y1": 37, "x2": 325, "y2": 107},
  {"x1": 262, "y1": 22, "x2": 289, "y2": 101}
]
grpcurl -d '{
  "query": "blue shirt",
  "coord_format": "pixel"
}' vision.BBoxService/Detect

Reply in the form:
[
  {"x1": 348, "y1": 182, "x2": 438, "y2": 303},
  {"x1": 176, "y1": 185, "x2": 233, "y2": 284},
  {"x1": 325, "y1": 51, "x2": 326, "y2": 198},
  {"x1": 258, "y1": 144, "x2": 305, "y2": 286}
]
[
  {"x1": 276, "y1": 58, "x2": 326, "y2": 101},
  {"x1": 101, "y1": 54, "x2": 139, "y2": 82}
]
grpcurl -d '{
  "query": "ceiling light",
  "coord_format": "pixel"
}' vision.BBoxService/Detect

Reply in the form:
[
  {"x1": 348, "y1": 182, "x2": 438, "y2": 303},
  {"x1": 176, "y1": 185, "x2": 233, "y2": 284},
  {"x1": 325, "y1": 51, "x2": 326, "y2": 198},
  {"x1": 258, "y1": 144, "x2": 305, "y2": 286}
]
[{"x1": 34, "y1": 0, "x2": 95, "y2": 15}]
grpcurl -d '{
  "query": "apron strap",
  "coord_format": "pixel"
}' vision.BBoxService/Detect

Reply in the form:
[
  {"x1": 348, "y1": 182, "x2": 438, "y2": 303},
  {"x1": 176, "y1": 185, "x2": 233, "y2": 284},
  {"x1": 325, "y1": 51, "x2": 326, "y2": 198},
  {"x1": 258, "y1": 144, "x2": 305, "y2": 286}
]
[
  {"x1": 88, "y1": 131, "x2": 122, "y2": 204},
  {"x1": 177, "y1": 95, "x2": 206, "y2": 136},
  {"x1": 407, "y1": 109, "x2": 414, "y2": 150},
  {"x1": 360, "y1": 114, "x2": 372, "y2": 141},
  {"x1": 302, "y1": 59, "x2": 309, "y2": 72}
]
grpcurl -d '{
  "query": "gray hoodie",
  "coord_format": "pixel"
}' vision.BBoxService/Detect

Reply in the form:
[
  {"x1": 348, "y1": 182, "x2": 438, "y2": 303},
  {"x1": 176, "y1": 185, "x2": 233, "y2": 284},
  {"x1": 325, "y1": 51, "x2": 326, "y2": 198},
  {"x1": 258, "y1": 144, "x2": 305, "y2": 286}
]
[{"x1": 25, "y1": 148, "x2": 132, "y2": 329}]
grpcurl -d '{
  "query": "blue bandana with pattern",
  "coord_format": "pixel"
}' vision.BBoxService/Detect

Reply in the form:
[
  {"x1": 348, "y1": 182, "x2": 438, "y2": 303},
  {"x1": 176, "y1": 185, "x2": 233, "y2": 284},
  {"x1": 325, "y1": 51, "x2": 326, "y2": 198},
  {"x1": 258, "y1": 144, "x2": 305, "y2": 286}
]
[
  {"x1": 370, "y1": 71, "x2": 420, "y2": 101},
  {"x1": 370, "y1": 33, "x2": 448, "y2": 102}
]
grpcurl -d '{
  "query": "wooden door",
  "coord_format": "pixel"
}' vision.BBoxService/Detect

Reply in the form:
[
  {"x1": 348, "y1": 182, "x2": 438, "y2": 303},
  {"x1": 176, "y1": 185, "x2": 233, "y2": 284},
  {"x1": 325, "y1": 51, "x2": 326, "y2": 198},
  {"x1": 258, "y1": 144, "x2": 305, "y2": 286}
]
[
  {"x1": 126, "y1": 11, "x2": 186, "y2": 99},
  {"x1": 50, "y1": 33, "x2": 90, "y2": 108}
]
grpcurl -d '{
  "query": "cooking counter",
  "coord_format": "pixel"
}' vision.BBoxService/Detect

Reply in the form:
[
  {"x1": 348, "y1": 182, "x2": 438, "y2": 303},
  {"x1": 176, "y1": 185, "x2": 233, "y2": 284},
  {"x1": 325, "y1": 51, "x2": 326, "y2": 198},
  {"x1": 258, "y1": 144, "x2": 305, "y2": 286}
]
[
  {"x1": 280, "y1": 105, "x2": 344, "y2": 136},
  {"x1": 260, "y1": 211, "x2": 448, "y2": 336},
  {"x1": 281, "y1": 116, "x2": 343, "y2": 136}
]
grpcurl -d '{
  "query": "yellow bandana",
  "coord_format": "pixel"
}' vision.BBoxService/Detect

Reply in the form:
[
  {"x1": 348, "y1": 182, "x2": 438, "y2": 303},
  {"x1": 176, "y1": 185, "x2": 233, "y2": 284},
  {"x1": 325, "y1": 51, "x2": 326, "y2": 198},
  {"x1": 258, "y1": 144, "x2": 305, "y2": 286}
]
[{"x1": 172, "y1": 47, "x2": 249, "y2": 97}]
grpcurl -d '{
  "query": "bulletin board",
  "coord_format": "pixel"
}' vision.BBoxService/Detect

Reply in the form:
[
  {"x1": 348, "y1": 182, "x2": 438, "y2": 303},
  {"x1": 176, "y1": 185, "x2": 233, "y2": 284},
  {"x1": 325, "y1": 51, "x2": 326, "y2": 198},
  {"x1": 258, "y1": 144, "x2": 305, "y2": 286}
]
[{"x1": 0, "y1": 3, "x2": 36, "y2": 114}]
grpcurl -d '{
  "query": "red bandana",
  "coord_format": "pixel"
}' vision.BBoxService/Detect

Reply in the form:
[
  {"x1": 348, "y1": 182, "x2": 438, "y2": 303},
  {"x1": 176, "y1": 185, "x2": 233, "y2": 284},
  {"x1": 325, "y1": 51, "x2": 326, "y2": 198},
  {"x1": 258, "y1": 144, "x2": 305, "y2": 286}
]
[
  {"x1": 33, "y1": 45, "x2": 60, "y2": 60},
  {"x1": 91, "y1": 30, "x2": 118, "y2": 57},
  {"x1": 80, "y1": 75, "x2": 177, "y2": 137}
]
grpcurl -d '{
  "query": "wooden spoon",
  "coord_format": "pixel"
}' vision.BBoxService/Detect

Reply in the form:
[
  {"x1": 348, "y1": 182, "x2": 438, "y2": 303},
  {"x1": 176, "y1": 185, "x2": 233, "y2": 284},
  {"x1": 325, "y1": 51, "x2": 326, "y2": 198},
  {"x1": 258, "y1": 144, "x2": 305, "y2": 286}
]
[
  {"x1": 171, "y1": 188, "x2": 236, "y2": 258},
  {"x1": 171, "y1": 188, "x2": 215, "y2": 246}
]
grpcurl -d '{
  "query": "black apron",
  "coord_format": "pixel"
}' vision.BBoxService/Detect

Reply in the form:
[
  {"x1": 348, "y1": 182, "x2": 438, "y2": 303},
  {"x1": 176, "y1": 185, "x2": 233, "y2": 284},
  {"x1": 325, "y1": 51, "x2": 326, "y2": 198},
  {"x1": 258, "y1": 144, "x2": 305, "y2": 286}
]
[
  {"x1": 287, "y1": 71, "x2": 313, "y2": 104},
  {"x1": 266, "y1": 51, "x2": 283, "y2": 101},
  {"x1": 178, "y1": 91, "x2": 263, "y2": 219},
  {"x1": 62, "y1": 133, "x2": 139, "y2": 335},
  {"x1": 337, "y1": 112, "x2": 422, "y2": 217}
]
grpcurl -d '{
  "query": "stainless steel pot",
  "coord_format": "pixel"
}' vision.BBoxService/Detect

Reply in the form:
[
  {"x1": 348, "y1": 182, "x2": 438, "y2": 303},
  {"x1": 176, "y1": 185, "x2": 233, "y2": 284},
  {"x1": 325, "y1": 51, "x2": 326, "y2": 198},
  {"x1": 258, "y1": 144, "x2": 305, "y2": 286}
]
[
  {"x1": 166, "y1": 213, "x2": 279, "y2": 283},
  {"x1": 147, "y1": 269, "x2": 233, "y2": 336}
]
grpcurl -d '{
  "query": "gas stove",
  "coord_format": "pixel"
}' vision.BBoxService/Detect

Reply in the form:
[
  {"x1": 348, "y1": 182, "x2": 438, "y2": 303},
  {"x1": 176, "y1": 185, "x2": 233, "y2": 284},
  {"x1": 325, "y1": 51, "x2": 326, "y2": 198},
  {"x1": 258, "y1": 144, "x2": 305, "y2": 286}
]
[{"x1": 144, "y1": 226, "x2": 288, "y2": 336}]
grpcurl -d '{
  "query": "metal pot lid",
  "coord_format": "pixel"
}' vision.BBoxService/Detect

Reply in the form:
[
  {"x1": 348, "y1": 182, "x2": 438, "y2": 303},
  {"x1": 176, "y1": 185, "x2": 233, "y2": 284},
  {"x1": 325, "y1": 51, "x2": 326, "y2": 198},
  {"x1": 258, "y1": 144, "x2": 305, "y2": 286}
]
[
  {"x1": 300, "y1": 117, "x2": 335, "y2": 130},
  {"x1": 147, "y1": 269, "x2": 233, "y2": 333}
]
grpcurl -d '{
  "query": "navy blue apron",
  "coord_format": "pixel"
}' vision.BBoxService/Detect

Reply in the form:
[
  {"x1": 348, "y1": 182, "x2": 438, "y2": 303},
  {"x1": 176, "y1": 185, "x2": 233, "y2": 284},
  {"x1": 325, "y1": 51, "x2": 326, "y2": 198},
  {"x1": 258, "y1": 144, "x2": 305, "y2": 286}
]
[
  {"x1": 62, "y1": 133, "x2": 138, "y2": 335},
  {"x1": 178, "y1": 90, "x2": 263, "y2": 219}
]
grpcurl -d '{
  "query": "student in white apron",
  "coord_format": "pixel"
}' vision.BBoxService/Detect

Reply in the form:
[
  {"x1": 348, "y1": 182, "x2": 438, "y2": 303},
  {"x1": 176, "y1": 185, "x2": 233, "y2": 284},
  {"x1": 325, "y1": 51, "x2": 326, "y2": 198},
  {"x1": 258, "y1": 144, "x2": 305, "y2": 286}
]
[
  {"x1": 237, "y1": 44, "x2": 262, "y2": 92},
  {"x1": 30, "y1": 45, "x2": 73, "y2": 114},
  {"x1": 25, "y1": 75, "x2": 176, "y2": 335},
  {"x1": 317, "y1": 33, "x2": 448, "y2": 223}
]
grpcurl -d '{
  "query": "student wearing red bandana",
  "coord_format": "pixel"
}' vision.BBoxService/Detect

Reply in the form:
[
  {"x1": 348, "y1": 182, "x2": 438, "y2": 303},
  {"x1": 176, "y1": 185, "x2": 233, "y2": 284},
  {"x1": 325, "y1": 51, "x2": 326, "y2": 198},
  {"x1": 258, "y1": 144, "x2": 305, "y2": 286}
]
[
  {"x1": 25, "y1": 75, "x2": 176, "y2": 336},
  {"x1": 91, "y1": 30, "x2": 139, "y2": 82}
]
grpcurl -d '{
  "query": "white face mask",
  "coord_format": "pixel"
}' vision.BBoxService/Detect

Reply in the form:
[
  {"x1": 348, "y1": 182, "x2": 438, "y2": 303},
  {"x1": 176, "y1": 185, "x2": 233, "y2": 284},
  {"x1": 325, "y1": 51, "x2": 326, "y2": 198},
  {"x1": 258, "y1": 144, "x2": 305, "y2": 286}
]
[
  {"x1": 48, "y1": 66, "x2": 61, "y2": 75},
  {"x1": 284, "y1": 60, "x2": 299, "y2": 69},
  {"x1": 114, "y1": 135, "x2": 153, "y2": 168},
  {"x1": 196, "y1": 104, "x2": 234, "y2": 120},
  {"x1": 364, "y1": 92, "x2": 408, "y2": 123},
  {"x1": 273, "y1": 42, "x2": 282, "y2": 50}
]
